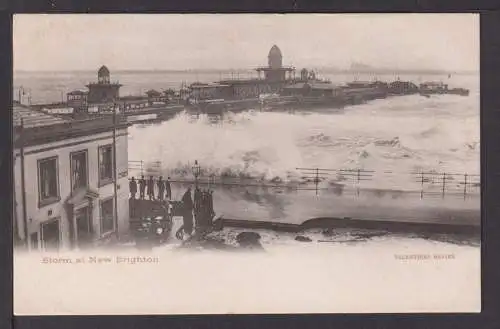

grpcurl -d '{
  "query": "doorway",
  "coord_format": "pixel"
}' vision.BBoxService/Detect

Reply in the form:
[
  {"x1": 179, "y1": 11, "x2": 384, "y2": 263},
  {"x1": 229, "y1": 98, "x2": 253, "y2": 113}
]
[
  {"x1": 75, "y1": 206, "x2": 93, "y2": 248},
  {"x1": 41, "y1": 219, "x2": 60, "y2": 251},
  {"x1": 30, "y1": 232, "x2": 39, "y2": 251}
]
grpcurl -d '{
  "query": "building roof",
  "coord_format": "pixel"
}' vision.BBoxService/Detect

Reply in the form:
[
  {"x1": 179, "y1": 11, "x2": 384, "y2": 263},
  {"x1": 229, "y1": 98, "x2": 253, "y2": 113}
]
[
  {"x1": 346, "y1": 81, "x2": 374, "y2": 87},
  {"x1": 268, "y1": 45, "x2": 282, "y2": 58},
  {"x1": 13, "y1": 103, "x2": 70, "y2": 128},
  {"x1": 15, "y1": 110, "x2": 130, "y2": 148},
  {"x1": 389, "y1": 80, "x2": 418, "y2": 87},
  {"x1": 190, "y1": 83, "x2": 230, "y2": 89},
  {"x1": 119, "y1": 95, "x2": 148, "y2": 101},
  {"x1": 86, "y1": 82, "x2": 122, "y2": 87},
  {"x1": 67, "y1": 90, "x2": 89, "y2": 95},
  {"x1": 145, "y1": 89, "x2": 162, "y2": 96},
  {"x1": 98, "y1": 65, "x2": 110, "y2": 76},
  {"x1": 218, "y1": 78, "x2": 279, "y2": 85},
  {"x1": 255, "y1": 66, "x2": 295, "y2": 72},
  {"x1": 421, "y1": 81, "x2": 446, "y2": 86},
  {"x1": 283, "y1": 82, "x2": 339, "y2": 91}
]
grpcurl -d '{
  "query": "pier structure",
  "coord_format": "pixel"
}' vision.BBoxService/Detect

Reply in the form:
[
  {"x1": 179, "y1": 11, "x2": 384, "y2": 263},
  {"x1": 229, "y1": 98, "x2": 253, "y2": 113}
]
[
  {"x1": 185, "y1": 45, "x2": 451, "y2": 115},
  {"x1": 188, "y1": 45, "x2": 299, "y2": 105},
  {"x1": 29, "y1": 45, "x2": 470, "y2": 122}
]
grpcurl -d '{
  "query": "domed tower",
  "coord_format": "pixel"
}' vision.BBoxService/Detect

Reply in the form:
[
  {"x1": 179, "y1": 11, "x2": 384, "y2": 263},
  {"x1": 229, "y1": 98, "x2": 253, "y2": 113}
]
[
  {"x1": 256, "y1": 45, "x2": 294, "y2": 84},
  {"x1": 98, "y1": 65, "x2": 110, "y2": 84},
  {"x1": 268, "y1": 45, "x2": 283, "y2": 69}
]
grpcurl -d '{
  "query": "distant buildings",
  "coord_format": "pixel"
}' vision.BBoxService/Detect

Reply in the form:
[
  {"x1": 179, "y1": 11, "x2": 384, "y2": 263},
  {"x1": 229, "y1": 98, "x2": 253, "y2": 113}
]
[
  {"x1": 13, "y1": 103, "x2": 130, "y2": 251},
  {"x1": 31, "y1": 45, "x2": 330, "y2": 116}
]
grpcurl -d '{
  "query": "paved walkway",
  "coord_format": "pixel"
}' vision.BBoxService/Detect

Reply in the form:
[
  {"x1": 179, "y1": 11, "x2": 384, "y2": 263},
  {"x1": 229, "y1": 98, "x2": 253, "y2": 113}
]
[
  {"x1": 199, "y1": 185, "x2": 480, "y2": 227},
  {"x1": 129, "y1": 184, "x2": 480, "y2": 228}
]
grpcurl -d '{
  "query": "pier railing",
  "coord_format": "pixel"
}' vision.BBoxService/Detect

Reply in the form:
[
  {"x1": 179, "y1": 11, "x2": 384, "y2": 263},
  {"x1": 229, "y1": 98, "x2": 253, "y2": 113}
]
[
  {"x1": 128, "y1": 160, "x2": 162, "y2": 177},
  {"x1": 128, "y1": 161, "x2": 480, "y2": 200},
  {"x1": 295, "y1": 168, "x2": 480, "y2": 199}
]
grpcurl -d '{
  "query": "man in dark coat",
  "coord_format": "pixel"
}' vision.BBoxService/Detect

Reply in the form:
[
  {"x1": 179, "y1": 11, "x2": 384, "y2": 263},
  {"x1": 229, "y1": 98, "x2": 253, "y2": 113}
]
[
  {"x1": 197, "y1": 188, "x2": 208, "y2": 231},
  {"x1": 129, "y1": 177, "x2": 137, "y2": 199},
  {"x1": 165, "y1": 177, "x2": 172, "y2": 200},
  {"x1": 200, "y1": 190, "x2": 210, "y2": 232},
  {"x1": 138, "y1": 175, "x2": 146, "y2": 199},
  {"x1": 194, "y1": 187, "x2": 202, "y2": 215},
  {"x1": 147, "y1": 176, "x2": 155, "y2": 200},
  {"x1": 181, "y1": 187, "x2": 194, "y2": 236},
  {"x1": 157, "y1": 176, "x2": 165, "y2": 201},
  {"x1": 208, "y1": 190, "x2": 215, "y2": 219}
]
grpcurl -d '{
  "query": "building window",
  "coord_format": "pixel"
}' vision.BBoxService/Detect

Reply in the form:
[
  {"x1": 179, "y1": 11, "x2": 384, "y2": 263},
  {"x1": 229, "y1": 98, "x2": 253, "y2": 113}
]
[
  {"x1": 100, "y1": 198, "x2": 114, "y2": 235},
  {"x1": 71, "y1": 150, "x2": 88, "y2": 191},
  {"x1": 98, "y1": 145, "x2": 113, "y2": 186},
  {"x1": 38, "y1": 157, "x2": 59, "y2": 207}
]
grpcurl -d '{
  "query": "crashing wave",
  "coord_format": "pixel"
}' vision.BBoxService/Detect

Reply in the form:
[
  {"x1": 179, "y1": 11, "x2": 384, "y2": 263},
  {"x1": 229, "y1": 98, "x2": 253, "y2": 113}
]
[
  {"x1": 128, "y1": 97, "x2": 479, "y2": 192},
  {"x1": 374, "y1": 136, "x2": 401, "y2": 147},
  {"x1": 307, "y1": 132, "x2": 333, "y2": 144},
  {"x1": 465, "y1": 141, "x2": 480, "y2": 151}
]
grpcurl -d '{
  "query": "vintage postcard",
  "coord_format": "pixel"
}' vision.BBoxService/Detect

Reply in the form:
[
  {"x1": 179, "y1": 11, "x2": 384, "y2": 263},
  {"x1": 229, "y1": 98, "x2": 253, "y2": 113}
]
[{"x1": 13, "y1": 13, "x2": 480, "y2": 315}]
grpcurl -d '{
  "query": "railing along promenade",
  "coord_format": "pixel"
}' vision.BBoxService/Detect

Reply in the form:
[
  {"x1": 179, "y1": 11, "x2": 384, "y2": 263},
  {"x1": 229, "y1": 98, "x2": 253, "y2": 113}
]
[{"x1": 128, "y1": 160, "x2": 480, "y2": 200}]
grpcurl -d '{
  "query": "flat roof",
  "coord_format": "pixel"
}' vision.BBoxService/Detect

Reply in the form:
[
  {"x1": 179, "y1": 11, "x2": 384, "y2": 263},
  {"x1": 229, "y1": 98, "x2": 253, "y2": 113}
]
[
  {"x1": 145, "y1": 89, "x2": 162, "y2": 95},
  {"x1": 217, "y1": 79, "x2": 281, "y2": 85},
  {"x1": 67, "y1": 90, "x2": 88, "y2": 95},
  {"x1": 190, "y1": 83, "x2": 230, "y2": 89},
  {"x1": 255, "y1": 66, "x2": 295, "y2": 71},
  {"x1": 283, "y1": 83, "x2": 339, "y2": 90},
  {"x1": 118, "y1": 95, "x2": 148, "y2": 101},
  {"x1": 346, "y1": 81, "x2": 376, "y2": 86},
  {"x1": 86, "y1": 82, "x2": 123, "y2": 87},
  {"x1": 13, "y1": 103, "x2": 70, "y2": 128},
  {"x1": 15, "y1": 109, "x2": 130, "y2": 148},
  {"x1": 421, "y1": 81, "x2": 446, "y2": 86}
]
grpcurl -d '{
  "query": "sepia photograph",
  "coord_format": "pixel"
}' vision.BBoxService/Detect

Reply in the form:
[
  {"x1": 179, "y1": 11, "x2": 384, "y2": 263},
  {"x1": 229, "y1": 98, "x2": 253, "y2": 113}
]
[{"x1": 12, "y1": 13, "x2": 480, "y2": 315}]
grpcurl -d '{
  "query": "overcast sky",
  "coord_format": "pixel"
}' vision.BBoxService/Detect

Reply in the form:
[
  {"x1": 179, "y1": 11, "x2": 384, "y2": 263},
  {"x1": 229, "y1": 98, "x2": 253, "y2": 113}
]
[{"x1": 13, "y1": 14, "x2": 479, "y2": 72}]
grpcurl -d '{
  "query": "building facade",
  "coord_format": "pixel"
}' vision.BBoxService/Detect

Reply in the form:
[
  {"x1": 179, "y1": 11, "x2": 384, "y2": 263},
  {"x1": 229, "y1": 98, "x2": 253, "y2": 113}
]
[{"x1": 14, "y1": 104, "x2": 130, "y2": 251}]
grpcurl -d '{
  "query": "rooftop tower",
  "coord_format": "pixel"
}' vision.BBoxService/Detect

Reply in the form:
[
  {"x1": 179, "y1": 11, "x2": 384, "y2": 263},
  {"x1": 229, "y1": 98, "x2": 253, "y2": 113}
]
[
  {"x1": 256, "y1": 45, "x2": 294, "y2": 82},
  {"x1": 86, "y1": 65, "x2": 122, "y2": 103}
]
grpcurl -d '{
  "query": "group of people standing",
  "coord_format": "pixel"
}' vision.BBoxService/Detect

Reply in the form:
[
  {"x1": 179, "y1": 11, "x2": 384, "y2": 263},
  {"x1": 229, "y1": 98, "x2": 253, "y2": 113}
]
[
  {"x1": 179, "y1": 186, "x2": 216, "y2": 238},
  {"x1": 129, "y1": 176, "x2": 172, "y2": 201},
  {"x1": 130, "y1": 175, "x2": 216, "y2": 240}
]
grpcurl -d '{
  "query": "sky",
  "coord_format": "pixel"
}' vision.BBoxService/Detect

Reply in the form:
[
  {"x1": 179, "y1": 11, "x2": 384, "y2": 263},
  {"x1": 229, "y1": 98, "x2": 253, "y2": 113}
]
[{"x1": 13, "y1": 14, "x2": 479, "y2": 72}]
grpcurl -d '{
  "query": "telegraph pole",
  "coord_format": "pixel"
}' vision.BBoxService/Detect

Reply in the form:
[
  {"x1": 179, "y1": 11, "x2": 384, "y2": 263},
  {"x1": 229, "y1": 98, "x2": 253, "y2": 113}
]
[
  {"x1": 20, "y1": 118, "x2": 29, "y2": 248},
  {"x1": 112, "y1": 107, "x2": 119, "y2": 239},
  {"x1": 18, "y1": 86, "x2": 23, "y2": 105}
]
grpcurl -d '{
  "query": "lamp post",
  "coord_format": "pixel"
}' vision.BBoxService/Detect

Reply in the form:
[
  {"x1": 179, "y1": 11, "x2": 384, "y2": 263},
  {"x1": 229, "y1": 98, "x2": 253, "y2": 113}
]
[{"x1": 192, "y1": 160, "x2": 201, "y2": 189}]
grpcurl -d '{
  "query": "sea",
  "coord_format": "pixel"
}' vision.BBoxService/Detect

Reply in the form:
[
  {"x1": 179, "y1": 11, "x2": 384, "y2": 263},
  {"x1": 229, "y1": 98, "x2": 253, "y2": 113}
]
[
  {"x1": 14, "y1": 70, "x2": 481, "y2": 235},
  {"x1": 13, "y1": 71, "x2": 481, "y2": 313}
]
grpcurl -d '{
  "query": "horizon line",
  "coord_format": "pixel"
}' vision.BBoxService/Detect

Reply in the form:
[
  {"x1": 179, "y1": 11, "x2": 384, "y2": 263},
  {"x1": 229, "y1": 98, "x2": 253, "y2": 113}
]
[{"x1": 14, "y1": 68, "x2": 479, "y2": 74}]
